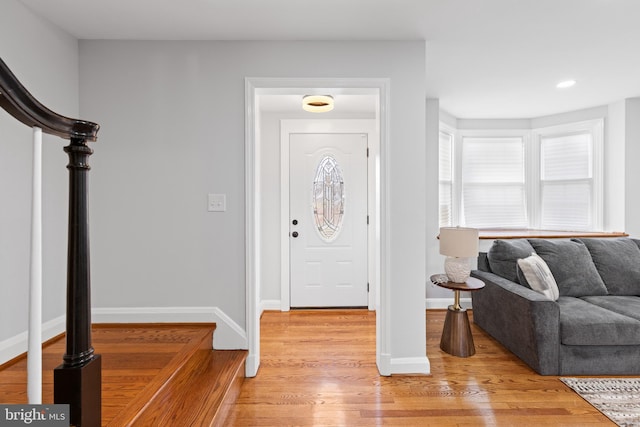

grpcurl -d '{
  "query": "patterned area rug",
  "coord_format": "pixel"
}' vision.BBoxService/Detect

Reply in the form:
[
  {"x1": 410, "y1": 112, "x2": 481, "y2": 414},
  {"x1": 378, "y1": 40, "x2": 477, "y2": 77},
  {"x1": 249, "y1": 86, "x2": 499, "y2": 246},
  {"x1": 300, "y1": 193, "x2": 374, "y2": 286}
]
[{"x1": 561, "y1": 378, "x2": 640, "y2": 427}]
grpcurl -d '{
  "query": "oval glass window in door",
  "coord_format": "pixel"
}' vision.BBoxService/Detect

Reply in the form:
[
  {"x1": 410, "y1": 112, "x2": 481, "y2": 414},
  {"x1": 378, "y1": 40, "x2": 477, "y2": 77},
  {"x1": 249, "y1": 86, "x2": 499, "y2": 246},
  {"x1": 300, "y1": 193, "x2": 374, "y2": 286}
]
[{"x1": 313, "y1": 155, "x2": 345, "y2": 241}]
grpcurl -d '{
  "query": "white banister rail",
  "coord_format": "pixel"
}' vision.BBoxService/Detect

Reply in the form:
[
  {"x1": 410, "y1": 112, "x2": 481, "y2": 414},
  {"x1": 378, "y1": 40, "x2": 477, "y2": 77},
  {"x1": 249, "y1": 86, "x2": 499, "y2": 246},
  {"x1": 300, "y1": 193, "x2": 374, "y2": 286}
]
[{"x1": 27, "y1": 126, "x2": 43, "y2": 404}]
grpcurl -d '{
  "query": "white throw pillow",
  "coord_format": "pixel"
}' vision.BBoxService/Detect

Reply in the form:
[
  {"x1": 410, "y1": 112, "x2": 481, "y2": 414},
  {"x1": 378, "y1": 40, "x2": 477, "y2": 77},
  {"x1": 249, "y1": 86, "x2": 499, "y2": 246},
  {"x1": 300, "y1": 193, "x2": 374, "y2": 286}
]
[{"x1": 517, "y1": 253, "x2": 560, "y2": 301}]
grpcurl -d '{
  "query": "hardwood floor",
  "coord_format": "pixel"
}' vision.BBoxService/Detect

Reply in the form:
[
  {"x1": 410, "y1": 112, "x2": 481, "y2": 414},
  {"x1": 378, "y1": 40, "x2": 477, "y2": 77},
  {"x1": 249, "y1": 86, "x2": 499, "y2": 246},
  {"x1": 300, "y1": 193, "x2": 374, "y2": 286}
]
[
  {"x1": 0, "y1": 324, "x2": 243, "y2": 426},
  {"x1": 0, "y1": 311, "x2": 615, "y2": 426},
  {"x1": 226, "y1": 309, "x2": 613, "y2": 426}
]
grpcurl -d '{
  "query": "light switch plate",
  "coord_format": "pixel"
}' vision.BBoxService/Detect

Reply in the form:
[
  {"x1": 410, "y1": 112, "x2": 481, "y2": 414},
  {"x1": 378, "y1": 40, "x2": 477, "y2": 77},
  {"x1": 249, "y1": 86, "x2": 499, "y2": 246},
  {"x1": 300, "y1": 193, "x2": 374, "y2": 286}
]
[{"x1": 208, "y1": 193, "x2": 226, "y2": 212}]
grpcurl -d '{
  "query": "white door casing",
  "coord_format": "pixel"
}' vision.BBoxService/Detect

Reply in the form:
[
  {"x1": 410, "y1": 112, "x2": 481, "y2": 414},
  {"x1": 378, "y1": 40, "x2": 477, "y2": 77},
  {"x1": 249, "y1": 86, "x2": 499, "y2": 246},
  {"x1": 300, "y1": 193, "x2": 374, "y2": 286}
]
[
  {"x1": 289, "y1": 133, "x2": 368, "y2": 307},
  {"x1": 246, "y1": 78, "x2": 390, "y2": 378}
]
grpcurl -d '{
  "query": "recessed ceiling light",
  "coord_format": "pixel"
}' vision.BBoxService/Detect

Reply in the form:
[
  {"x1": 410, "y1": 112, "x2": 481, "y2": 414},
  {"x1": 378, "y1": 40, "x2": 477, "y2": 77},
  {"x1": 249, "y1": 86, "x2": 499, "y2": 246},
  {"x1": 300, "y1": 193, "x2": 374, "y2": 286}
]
[
  {"x1": 556, "y1": 80, "x2": 576, "y2": 89},
  {"x1": 302, "y1": 95, "x2": 334, "y2": 113}
]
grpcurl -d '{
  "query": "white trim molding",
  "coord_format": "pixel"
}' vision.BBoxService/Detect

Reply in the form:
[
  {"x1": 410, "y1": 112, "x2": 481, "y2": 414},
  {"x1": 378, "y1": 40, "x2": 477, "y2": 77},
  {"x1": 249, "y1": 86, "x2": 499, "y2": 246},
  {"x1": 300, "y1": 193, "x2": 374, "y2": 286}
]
[
  {"x1": 1, "y1": 306, "x2": 250, "y2": 366},
  {"x1": 377, "y1": 353, "x2": 431, "y2": 376},
  {"x1": 390, "y1": 356, "x2": 431, "y2": 375},
  {"x1": 531, "y1": 118, "x2": 605, "y2": 231},
  {"x1": 259, "y1": 300, "x2": 281, "y2": 313},
  {"x1": 246, "y1": 77, "x2": 391, "y2": 377},
  {"x1": 0, "y1": 315, "x2": 65, "y2": 365}
]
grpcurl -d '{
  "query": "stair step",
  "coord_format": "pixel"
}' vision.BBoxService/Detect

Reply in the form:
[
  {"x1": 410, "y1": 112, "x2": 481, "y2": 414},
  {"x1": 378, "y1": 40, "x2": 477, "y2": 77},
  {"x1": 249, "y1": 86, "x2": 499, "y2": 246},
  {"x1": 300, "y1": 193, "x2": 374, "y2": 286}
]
[
  {"x1": 132, "y1": 349, "x2": 247, "y2": 426},
  {"x1": 105, "y1": 325, "x2": 247, "y2": 426}
]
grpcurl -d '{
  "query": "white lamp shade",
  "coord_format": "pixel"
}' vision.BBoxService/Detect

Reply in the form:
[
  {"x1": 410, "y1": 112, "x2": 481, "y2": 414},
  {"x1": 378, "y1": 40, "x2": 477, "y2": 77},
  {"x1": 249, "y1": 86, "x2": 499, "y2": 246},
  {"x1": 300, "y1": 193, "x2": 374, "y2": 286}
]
[{"x1": 439, "y1": 227, "x2": 479, "y2": 258}]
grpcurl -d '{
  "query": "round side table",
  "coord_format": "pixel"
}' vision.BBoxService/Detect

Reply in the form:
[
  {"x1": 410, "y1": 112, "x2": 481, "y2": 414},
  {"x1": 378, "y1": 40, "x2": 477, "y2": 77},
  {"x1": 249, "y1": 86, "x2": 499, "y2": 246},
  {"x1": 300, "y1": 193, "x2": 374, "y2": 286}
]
[{"x1": 430, "y1": 274, "x2": 485, "y2": 357}]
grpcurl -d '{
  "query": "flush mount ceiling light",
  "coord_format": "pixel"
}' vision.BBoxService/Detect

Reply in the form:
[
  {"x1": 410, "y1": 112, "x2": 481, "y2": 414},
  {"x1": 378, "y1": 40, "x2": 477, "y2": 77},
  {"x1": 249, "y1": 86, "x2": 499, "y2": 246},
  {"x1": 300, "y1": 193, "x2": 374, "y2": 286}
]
[
  {"x1": 302, "y1": 95, "x2": 334, "y2": 112},
  {"x1": 556, "y1": 79, "x2": 577, "y2": 89}
]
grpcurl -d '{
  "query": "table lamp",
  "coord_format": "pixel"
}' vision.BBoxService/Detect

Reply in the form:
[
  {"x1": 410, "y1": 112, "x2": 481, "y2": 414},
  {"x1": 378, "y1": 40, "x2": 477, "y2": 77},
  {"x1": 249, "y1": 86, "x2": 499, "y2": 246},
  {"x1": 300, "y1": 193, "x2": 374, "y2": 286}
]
[{"x1": 439, "y1": 226, "x2": 479, "y2": 283}]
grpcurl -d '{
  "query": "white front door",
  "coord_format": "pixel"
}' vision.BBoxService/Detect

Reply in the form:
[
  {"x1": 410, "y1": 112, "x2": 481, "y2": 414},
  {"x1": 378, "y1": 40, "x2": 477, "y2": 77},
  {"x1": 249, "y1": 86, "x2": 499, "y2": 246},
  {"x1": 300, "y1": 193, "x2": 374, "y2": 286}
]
[{"x1": 289, "y1": 133, "x2": 368, "y2": 308}]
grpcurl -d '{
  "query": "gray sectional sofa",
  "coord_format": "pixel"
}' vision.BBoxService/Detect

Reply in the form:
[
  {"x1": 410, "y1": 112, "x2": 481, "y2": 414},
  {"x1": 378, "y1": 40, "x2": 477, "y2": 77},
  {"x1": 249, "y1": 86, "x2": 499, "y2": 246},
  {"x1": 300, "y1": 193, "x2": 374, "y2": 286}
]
[{"x1": 471, "y1": 237, "x2": 640, "y2": 375}]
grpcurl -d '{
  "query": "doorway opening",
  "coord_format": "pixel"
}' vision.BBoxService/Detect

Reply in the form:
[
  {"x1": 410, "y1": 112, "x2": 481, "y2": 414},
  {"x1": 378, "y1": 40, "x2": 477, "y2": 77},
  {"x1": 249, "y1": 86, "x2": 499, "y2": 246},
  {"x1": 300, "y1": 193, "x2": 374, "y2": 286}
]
[{"x1": 245, "y1": 78, "x2": 390, "y2": 377}]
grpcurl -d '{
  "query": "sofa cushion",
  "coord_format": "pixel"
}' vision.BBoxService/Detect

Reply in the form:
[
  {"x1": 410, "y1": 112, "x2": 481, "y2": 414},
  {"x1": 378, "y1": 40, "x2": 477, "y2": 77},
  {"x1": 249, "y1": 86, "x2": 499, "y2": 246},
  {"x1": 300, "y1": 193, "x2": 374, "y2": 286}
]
[
  {"x1": 557, "y1": 297, "x2": 640, "y2": 345},
  {"x1": 517, "y1": 254, "x2": 559, "y2": 300},
  {"x1": 487, "y1": 239, "x2": 535, "y2": 284},
  {"x1": 575, "y1": 238, "x2": 640, "y2": 296},
  {"x1": 528, "y1": 239, "x2": 607, "y2": 297},
  {"x1": 580, "y1": 296, "x2": 640, "y2": 321}
]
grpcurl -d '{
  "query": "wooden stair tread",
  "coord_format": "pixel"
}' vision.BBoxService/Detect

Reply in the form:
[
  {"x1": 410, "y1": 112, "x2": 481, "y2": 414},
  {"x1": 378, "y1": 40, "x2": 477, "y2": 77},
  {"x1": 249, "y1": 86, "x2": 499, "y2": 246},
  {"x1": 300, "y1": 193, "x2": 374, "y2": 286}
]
[
  {"x1": 0, "y1": 323, "x2": 246, "y2": 426},
  {"x1": 106, "y1": 326, "x2": 214, "y2": 426},
  {"x1": 132, "y1": 349, "x2": 247, "y2": 426},
  {"x1": 105, "y1": 323, "x2": 247, "y2": 427}
]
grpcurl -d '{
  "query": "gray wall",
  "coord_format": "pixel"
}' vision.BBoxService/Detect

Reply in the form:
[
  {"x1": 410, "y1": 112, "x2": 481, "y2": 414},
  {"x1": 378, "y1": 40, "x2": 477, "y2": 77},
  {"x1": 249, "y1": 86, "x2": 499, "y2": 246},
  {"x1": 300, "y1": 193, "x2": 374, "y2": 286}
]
[
  {"x1": 2, "y1": 1, "x2": 639, "y2": 368},
  {"x1": 0, "y1": 0, "x2": 79, "y2": 354},
  {"x1": 79, "y1": 40, "x2": 428, "y2": 361},
  {"x1": 624, "y1": 98, "x2": 640, "y2": 237}
]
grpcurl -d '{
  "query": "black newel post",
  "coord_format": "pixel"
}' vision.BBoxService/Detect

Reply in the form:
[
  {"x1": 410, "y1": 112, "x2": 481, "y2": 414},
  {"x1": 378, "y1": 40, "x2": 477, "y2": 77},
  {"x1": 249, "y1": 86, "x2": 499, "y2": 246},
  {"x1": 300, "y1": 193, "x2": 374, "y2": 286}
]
[
  {"x1": 54, "y1": 137, "x2": 101, "y2": 427},
  {"x1": 1, "y1": 57, "x2": 101, "y2": 426}
]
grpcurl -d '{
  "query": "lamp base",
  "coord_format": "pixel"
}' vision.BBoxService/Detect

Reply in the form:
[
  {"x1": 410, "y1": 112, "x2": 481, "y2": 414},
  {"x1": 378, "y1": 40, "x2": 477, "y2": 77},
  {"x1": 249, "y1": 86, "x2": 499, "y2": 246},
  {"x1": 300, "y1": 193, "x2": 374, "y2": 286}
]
[{"x1": 444, "y1": 257, "x2": 471, "y2": 283}]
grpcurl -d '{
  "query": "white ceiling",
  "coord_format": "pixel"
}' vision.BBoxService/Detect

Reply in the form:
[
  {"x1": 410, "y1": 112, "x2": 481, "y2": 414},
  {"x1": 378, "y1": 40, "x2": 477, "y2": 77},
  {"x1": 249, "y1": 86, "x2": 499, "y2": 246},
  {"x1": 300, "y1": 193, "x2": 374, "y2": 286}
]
[{"x1": 18, "y1": 0, "x2": 640, "y2": 118}]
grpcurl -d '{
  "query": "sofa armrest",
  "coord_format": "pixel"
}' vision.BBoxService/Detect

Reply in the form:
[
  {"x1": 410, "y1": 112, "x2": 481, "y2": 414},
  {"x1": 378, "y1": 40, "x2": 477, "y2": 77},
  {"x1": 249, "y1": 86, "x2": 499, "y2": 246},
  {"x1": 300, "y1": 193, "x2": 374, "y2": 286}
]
[{"x1": 471, "y1": 270, "x2": 560, "y2": 375}]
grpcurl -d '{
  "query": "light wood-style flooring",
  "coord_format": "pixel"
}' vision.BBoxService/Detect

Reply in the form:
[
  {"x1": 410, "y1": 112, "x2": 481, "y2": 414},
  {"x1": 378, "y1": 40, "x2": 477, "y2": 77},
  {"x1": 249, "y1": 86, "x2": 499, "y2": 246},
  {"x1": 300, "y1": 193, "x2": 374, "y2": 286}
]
[
  {"x1": 0, "y1": 310, "x2": 615, "y2": 426},
  {"x1": 227, "y1": 309, "x2": 612, "y2": 426},
  {"x1": 0, "y1": 324, "x2": 246, "y2": 426}
]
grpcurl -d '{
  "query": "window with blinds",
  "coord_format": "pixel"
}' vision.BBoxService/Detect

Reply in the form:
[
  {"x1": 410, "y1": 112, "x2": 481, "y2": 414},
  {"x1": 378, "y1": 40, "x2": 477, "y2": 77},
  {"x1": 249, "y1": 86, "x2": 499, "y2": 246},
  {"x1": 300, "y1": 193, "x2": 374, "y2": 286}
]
[
  {"x1": 440, "y1": 118, "x2": 603, "y2": 232},
  {"x1": 540, "y1": 132, "x2": 594, "y2": 231},
  {"x1": 439, "y1": 131, "x2": 453, "y2": 227},
  {"x1": 460, "y1": 137, "x2": 527, "y2": 228}
]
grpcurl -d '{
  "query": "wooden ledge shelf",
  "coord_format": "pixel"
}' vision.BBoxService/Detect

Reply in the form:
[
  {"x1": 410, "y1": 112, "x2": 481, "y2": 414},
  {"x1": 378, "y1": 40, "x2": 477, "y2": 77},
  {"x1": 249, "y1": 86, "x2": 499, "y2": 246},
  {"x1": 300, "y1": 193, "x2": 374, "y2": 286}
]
[{"x1": 478, "y1": 229, "x2": 629, "y2": 240}]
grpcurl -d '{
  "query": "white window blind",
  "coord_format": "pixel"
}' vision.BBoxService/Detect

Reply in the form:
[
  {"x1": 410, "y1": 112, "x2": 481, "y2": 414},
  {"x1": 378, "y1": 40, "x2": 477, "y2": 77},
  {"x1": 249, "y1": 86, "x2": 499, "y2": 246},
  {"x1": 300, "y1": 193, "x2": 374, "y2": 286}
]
[
  {"x1": 442, "y1": 119, "x2": 602, "y2": 231},
  {"x1": 540, "y1": 133, "x2": 593, "y2": 230},
  {"x1": 461, "y1": 137, "x2": 527, "y2": 228},
  {"x1": 439, "y1": 131, "x2": 453, "y2": 227}
]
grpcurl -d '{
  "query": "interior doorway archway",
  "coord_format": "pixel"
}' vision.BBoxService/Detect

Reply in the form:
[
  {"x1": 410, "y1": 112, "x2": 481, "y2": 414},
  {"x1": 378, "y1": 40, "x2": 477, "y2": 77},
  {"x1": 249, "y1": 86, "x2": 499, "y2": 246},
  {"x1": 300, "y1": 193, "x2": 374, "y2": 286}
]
[{"x1": 244, "y1": 77, "x2": 391, "y2": 377}]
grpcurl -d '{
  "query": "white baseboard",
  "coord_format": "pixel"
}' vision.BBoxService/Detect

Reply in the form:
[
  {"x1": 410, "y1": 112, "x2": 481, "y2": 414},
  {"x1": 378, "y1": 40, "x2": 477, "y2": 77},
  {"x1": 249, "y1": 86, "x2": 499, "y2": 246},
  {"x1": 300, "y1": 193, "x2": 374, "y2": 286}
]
[
  {"x1": 0, "y1": 307, "x2": 248, "y2": 366},
  {"x1": 377, "y1": 353, "x2": 431, "y2": 376},
  {"x1": 0, "y1": 315, "x2": 65, "y2": 365},
  {"x1": 245, "y1": 353, "x2": 259, "y2": 378},
  {"x1": 209, "y1": 307, "x2": 248, "y2": 350},
  {"x1": 377, "y1": 352, "x2": 391, "y2": 375},
  {"x1": 92, "y1": 306, "x2": 248, "y2": 350},
  {"x1": 262, "y1": 297, "x2": 473, "y2": 312},
  {"x1": 259, "y1": 299, "x2": 281, "y2": 313},
  {"x1": 390, "y1": 356, "x2": 431, "y2": 375},
  {"x1": 425, "y1": 297, "x2": 472, "y2": 310}
]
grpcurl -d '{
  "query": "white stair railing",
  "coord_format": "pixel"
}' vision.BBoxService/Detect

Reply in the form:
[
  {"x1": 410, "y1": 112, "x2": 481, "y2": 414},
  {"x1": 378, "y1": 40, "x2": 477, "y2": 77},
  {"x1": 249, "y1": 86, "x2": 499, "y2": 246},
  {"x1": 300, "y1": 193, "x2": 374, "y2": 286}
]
[{"x1": 27, "y1": 126, "x2": 43, "y2": 404}]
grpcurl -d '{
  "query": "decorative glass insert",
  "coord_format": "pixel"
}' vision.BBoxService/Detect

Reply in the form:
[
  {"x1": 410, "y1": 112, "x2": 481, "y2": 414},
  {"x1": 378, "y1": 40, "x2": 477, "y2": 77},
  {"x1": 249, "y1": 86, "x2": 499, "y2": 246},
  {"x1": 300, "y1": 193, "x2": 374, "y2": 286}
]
[{"x1": 313, "y1": 155, "x2": 345, "y2": 241}]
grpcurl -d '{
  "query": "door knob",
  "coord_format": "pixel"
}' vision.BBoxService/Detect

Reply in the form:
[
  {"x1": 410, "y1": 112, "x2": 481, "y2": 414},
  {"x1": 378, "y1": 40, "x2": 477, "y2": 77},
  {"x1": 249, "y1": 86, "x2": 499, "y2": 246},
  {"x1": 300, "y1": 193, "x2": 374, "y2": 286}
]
[
  {"x1": 292, "y1": 219, "x2": 298, "y2": 225},
  {"x1": 291, "y1": 231, "x2": 299, "y2": 238}
]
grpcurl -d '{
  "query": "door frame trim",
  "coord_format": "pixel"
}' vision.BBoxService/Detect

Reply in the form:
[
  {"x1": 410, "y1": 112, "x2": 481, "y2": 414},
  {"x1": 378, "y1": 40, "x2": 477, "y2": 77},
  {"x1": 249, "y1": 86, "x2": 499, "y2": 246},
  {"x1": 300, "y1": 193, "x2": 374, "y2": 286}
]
[
  {"x1": 245, "y1": 77, "x2": 390, "y2": 377},
  {"x1": 281, "y1": 121, "x2": 378, "y2": 311}
]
